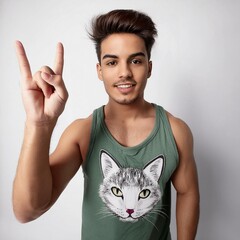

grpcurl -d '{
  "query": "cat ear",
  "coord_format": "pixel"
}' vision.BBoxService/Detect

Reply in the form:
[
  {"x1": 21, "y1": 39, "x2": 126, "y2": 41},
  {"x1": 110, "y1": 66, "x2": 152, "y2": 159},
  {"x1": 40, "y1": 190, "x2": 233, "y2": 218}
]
[
  {"x1": 143, "y1": 156, "x2": 164, "y2": 182},
  {"x1": 100, "y1": 151, "x2": 120, "y2": 178}
]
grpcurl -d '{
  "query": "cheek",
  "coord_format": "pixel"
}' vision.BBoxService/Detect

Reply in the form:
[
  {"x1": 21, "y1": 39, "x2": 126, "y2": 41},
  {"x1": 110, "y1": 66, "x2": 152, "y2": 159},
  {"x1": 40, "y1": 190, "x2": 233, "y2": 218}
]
[
  {"x1": 100, "y1": 71, "x2": 115, "y2": 85},
  {"x1": 133, "y1": 67, "x2": 150, "y2": 80},
  {"x1": 138, "y1": 196, "x2": 152, "y2": 209},
  {"x1": 108, "y1": 195, "x2": 123, "y2": 209}
]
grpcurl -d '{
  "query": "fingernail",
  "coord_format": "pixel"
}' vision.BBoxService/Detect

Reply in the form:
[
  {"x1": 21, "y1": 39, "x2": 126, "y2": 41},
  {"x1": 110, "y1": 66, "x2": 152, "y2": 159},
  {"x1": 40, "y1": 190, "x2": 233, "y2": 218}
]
[{"x1": 41, "y1": 72, "x2": 52, "y2": 80}]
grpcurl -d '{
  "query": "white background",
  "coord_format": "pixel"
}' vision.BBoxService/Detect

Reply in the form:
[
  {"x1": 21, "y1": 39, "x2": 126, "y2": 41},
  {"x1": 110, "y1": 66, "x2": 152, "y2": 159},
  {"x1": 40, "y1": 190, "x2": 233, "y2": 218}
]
[{"x1": 1, "y1": 0, "x2": 240, "y2": 239}]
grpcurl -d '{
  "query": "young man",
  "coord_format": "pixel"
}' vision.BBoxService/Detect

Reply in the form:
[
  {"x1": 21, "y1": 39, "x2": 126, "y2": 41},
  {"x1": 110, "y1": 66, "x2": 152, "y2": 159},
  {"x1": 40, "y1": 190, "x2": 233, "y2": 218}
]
[{"x1": 13, "y1": 9, "x2": 199, "y2": 240}]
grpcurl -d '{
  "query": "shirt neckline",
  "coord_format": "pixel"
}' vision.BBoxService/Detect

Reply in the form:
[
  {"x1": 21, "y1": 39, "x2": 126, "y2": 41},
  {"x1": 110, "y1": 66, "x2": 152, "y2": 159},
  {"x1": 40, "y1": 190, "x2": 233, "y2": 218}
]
[{"x1": 100, "y1": 104, "x2": 160, "y2": 155}]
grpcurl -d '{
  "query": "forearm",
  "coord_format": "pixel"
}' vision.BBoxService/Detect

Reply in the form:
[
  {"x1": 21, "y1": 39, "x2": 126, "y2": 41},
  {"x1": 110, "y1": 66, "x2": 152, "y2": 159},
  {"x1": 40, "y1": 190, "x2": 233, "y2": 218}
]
[
  {"x1": 176, "y1": 191, "x2": 200, "y2": 240},
  {"x1": 13, "y1": 121, "x2": 56, "y2": 222}
]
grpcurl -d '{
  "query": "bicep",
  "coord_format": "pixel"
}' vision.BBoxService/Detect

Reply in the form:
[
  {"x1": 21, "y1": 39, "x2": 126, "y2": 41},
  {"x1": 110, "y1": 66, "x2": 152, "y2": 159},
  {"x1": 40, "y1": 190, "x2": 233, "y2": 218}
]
[
  {"x1": 169, "y1": 116, "x2": 199, "y2": 195},
  {"x1": 49, "y1": 121, "x2": 82, "y2": 204},
  {"x1": 172, "y1": 154, "x2": 199, "y2": 195},
  {"x1": 168, "y1": 116, "x2": 200, "y2": 239}
]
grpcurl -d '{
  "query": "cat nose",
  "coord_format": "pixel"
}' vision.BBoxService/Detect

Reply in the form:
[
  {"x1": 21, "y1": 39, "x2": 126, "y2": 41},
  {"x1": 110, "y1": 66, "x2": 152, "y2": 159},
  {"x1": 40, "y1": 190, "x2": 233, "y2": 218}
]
[{"x1": 126, "y1": 209, "x2": 134, "y2": 215}]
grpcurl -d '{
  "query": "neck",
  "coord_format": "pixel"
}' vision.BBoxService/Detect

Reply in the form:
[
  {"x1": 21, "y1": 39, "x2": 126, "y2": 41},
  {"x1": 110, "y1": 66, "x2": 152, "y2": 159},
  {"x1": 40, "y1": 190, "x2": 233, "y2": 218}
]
[{"x1": 104, "y1": 99, "x2": 154, "y2": 121}]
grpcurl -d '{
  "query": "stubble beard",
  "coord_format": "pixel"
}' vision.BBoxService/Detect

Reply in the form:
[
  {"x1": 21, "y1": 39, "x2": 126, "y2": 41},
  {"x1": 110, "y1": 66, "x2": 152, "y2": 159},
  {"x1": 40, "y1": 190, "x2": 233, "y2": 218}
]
[{"x1": 110, "y1": 92, "x2": 144, "y2": 106}]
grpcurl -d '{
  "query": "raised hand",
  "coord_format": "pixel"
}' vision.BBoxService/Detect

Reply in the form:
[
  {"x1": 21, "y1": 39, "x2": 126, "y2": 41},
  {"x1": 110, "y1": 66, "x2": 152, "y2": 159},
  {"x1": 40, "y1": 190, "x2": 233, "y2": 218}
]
[{"x1": 15, "y1": 41, "x2": 68, "y2": 125}]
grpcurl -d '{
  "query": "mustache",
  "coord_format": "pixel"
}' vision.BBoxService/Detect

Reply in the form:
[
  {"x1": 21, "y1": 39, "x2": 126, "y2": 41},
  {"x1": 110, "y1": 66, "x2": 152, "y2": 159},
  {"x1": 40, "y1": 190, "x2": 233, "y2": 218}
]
[{"x1": 113, "y1": 79, "x2": 137, "y2": 87}]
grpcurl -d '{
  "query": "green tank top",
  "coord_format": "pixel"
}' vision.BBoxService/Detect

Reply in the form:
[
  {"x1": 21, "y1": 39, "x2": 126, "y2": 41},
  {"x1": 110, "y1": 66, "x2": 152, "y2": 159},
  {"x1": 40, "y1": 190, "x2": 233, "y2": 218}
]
[{"x1": 81, "y1": 104, "x2": 179, "y2": 240}]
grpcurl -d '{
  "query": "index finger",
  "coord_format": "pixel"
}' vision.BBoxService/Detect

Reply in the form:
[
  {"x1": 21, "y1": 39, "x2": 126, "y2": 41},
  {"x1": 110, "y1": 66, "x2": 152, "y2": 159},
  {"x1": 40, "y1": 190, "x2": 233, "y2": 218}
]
[
  {"x1": 54, "y1": 42, "x2": 64, "y2": 75},
  {"x1": 15, "y1": 40, "x2": 32, "y2": 79}
]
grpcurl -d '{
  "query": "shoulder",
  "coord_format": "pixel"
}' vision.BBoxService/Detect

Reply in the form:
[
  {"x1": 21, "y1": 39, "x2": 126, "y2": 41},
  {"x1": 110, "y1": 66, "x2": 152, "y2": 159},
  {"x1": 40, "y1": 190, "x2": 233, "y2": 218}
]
[
  {"x1": 60, "y1": 114, "x2": 93, "y2": 161},
  {"x1": 165, "y1": 112, "x2": 199, "y2": 201},
  {"x1": 165, "y1": 111, "x2": 194, "y2": 155},
  {"x1": 70, "y1": 115, "x2": 93, "y2": 133},
  {"x1": 62, "y1": 114, "x2": 93, "y2": 139}
]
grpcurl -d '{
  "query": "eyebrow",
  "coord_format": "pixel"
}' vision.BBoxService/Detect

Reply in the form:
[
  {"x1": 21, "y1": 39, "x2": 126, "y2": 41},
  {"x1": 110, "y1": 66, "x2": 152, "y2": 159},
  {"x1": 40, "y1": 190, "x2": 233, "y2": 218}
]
[{"x1": 102, "y1": 52, "x2": 146, "y2": 60}]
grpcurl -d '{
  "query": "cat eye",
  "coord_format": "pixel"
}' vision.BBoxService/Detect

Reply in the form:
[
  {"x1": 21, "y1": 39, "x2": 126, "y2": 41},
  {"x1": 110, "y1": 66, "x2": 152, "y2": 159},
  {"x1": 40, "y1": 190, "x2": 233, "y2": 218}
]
[
  {"x1": 139, "y1": 189, "x2": 151, "y2": 199},
  {"x1": 111, "y1": 187, "x2": 123, "y2": 198}
]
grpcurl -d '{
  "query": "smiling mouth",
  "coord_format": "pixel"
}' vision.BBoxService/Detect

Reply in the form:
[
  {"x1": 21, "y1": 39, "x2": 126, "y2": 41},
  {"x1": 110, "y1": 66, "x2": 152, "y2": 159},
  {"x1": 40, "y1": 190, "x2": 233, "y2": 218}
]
[{"x1": 115, "y1": 84, "x2": 135, "y2": 89}]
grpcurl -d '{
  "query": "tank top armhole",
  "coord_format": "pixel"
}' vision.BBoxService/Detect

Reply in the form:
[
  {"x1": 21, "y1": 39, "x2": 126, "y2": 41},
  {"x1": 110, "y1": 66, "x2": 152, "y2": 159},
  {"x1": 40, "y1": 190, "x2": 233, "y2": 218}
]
[
  {"x1": 158, "y1": 106, "x2": 179, "y2": 166},
  {"x1": 82, "y1": 108, "x2": 99, "y2": 171}
]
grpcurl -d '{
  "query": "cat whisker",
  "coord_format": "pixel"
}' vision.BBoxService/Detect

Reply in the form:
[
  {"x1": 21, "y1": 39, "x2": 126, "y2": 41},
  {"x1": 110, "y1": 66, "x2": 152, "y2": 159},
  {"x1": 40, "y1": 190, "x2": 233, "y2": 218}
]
[
  {"x1": 97, "y1": 209, "x2": 108, "y2": 215},
  {"x1": 154, "y1": 203, "x2": 170, "y2": 210},
  {"x1": 150, "y1": 205, "x2": 170, "y2": 219},
  {"x1": 97, "y1": 211, "x2": 112, "y2": 216},
  {"x1": 97, "y1": 206, "x2": 119, "y2": 221},
  {"x1": 97, "y1": 208, "x2": 110, "y2": 214},
  {"x1": 141, "y1": 216, "x2": 159, "y2": 232},
  {"x1": 98, "y1": 214, "x2": 115, "y2": 220},
  {"x1": 97, "y1": 211, "x2": 115, "y2": 220},
  {"x1": 149, "y1": 209, "x2": 169, "y2": 219}
]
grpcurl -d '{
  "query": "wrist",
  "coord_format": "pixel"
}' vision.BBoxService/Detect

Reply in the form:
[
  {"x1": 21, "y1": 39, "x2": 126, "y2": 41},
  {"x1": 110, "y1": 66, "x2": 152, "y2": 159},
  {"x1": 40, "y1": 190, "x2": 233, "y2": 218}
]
[
  {"x1": 25, "y1": 118, "x2": 57, "y2": 134},
  {"x1": 25, "y1": 117, "x2": 57, "y2": 128}
]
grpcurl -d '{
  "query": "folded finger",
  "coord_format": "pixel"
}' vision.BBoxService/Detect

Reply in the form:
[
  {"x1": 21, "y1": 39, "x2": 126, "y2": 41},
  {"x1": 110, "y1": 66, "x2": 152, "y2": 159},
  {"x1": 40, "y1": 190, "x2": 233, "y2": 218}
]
[
  {"x1": 34, "y1": 71, "x2": 54, "y2": 98},
  {"x1": 41, "y1": 73, "x2": 68, "y2": 102}
]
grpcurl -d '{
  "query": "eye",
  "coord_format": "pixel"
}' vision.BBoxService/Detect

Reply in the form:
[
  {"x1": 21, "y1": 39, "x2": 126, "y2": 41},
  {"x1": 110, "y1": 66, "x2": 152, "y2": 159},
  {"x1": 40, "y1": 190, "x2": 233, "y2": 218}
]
[
  {"x1": 111, "y1": 187, "x2": 123, "y2": 198},
  {"x1": 106, "y1": 60, "x2": 117, "y2": 66},
  {"x1": 131, "y1": 59, "x2": 142, "y2": 64},
  {"x1": 139, "y1": 189, "x2": 151, "y2": 199}
]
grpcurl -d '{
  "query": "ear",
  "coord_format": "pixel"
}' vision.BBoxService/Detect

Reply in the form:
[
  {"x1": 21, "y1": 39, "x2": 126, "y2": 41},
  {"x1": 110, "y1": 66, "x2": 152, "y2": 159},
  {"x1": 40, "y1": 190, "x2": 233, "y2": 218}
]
[
  {"x1": 147, "y1": 61, "x2": 152, "y2": 78},
  {"x1": 143, "y1": 155, "x2": 164, "y2": 182},
  {"x1": 96, "y1": 63, "x2": 103, "y2": 81},
  {"x1": 100, "y1": 151, "x2": 120, "y2": 178}
]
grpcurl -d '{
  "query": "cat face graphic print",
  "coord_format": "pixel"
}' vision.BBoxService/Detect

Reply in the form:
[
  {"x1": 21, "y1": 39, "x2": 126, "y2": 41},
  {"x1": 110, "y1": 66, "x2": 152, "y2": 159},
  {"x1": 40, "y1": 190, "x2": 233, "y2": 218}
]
[{"x1": 99, "y1": 150, "x2": 164, "y2": 223}]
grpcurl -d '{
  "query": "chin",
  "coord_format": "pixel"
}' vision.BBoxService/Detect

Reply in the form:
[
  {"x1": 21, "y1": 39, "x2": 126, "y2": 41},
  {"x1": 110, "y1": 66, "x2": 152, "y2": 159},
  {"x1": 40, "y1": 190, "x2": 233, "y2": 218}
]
[{"x1": 113, "y1": 96, "x2": 141, "y2": 105}]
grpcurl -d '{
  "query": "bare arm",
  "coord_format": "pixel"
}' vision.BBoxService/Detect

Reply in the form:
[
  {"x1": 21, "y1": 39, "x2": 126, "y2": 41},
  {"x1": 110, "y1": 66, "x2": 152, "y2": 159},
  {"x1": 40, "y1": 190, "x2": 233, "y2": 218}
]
[
  {"x1": 12, "y1": 41, "x2": 81, "y2": 223},
  {"x1": 169, "y1": 114, "x2": 200, "y2": 240}
]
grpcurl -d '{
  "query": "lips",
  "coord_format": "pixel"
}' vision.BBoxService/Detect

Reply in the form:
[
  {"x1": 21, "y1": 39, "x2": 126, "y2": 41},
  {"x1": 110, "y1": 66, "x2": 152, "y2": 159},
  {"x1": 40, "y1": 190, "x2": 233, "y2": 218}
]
[
  {"x1": 116, "y1": 84, "x2": 135, "y2": 89},
  {"x1": 113, "y1": 80, "x2": 137, "y2": 94},
  {"x1": 114, "y1": 80, "x2": 136, "y2": 87},
  {"x1": 114, "y1": 83, "x2": 136, "y2": 94}
]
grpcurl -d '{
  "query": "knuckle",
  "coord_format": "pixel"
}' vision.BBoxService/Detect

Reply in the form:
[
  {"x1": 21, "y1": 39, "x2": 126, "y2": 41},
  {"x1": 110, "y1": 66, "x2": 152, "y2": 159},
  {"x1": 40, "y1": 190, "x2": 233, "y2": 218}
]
[
  {"x1": 33, "y1": 71, "x2": 42, "y2": 81},
  {"x1": 33, "y1": 72, "x2": 47, "y2": 86},
  {"x1": 40, "y1": 66, "x2": 54, "y2": 74},
  {"x1": 54, "y1": 75, "x2": 63, "y2": 85}
]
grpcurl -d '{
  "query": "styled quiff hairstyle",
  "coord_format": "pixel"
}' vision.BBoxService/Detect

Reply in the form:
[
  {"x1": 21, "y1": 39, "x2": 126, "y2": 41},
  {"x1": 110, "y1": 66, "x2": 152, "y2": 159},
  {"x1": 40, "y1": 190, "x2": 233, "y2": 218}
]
[{"x1": 89, "y1": 9, "x2": 158, "y2": 62}]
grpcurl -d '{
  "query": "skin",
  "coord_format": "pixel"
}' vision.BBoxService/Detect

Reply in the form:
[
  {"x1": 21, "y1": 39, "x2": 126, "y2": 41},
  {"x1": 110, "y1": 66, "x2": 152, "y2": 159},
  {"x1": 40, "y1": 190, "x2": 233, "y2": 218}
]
[{"x1": 13, "y1": 33, "x2": 199, "y2": 239}]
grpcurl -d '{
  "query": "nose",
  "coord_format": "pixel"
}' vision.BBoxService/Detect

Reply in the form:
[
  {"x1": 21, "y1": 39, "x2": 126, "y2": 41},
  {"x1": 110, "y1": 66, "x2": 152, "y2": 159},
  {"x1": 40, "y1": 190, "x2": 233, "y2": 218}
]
[
  {"x1": 119, "y1": 62, "x2": 132, "y2": 79},
  {"x1": 126, "y1": 209, "x2": 134, "y2": 215}
]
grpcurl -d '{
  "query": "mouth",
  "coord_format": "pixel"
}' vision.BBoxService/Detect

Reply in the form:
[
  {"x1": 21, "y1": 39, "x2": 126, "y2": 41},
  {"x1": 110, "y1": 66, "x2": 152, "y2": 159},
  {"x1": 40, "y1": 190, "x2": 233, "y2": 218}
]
[
  {"x1": 115, "y1": 84, "x2": 136, "y2": 89},
  {"x1": 120, "y1": 215, "x2": 138, "y2": 222}
]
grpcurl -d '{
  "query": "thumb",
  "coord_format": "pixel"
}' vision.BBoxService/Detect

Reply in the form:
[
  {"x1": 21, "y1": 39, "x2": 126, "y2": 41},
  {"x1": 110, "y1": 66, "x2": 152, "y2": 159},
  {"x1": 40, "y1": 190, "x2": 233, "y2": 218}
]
[
  {"x1": 41, "y1": 72, "x2": 53, "y2": 81},
  {"x1": 41, "y1": 71, "x2": 68, "y2": 102}
]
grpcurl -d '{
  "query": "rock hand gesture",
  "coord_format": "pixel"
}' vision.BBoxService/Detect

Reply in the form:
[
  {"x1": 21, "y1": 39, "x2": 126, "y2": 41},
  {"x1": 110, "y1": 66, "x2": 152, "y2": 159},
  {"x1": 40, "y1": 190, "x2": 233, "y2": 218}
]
[{"x1": 15, "y1": 41, "x2": 68, "y2": 126}]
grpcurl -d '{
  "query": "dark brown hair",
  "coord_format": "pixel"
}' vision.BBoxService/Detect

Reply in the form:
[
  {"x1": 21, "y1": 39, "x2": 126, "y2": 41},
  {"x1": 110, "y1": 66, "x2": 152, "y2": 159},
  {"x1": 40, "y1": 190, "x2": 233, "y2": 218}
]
[{"x1": 89, "y1": 9, "x2": 158, "y2": 62}]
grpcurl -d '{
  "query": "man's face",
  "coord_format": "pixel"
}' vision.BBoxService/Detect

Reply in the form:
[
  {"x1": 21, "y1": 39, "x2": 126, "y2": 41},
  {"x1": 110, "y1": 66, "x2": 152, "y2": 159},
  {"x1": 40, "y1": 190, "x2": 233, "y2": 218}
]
[{"x1": 97, "y1": 33, "x2": 152, "y2": 105}]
